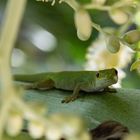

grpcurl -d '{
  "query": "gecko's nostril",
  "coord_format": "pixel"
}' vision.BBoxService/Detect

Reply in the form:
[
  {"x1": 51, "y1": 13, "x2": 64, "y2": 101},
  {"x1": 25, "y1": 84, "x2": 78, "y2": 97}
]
[{"x1": 114, "y1": 69, "x2": 118, "y2": 75}]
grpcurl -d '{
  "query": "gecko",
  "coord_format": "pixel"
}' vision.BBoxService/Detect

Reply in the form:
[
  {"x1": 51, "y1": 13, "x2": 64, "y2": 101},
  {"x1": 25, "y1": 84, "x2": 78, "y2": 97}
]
[{"x1": 14, "y1": 68, "x2": 118, "y2": 103}]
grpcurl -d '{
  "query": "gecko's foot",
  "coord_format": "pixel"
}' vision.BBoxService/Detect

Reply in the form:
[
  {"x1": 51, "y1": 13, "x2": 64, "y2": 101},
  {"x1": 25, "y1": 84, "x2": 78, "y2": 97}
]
[
  {"x1": 61, "y1": 95, "x2": 78, "y2": 103},
  {"x1": 22, "y1": 84, "x2": 35, "y2": 90},
  {"x1": 103, "y1": 87, "x2": 117, "y2": 93}
]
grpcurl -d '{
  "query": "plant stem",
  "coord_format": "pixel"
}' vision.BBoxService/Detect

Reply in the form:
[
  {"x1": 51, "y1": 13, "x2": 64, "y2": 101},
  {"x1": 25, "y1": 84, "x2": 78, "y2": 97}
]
[
  {"x1": 60, "y1": 0, "x2": 79, "y2": 11},
  {"x1": 0, "y1": 0, "x2": 27, "y2": 139},
  {"x1": 84, "y1": 4, "x2": 110, "y2": 11},
  {"x1": 92, "y1": 22, "x2": 106, "y2": 35}
]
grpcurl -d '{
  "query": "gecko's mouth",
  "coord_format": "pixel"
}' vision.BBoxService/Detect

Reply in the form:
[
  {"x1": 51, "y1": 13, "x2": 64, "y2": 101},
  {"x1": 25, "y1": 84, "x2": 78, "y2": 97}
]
[
  {"x1": 96, "y1": 78, "x2": 115, "y2": 89},
  {"x1": 113, "y1": 75, "x2": 118, "y2": 83}
]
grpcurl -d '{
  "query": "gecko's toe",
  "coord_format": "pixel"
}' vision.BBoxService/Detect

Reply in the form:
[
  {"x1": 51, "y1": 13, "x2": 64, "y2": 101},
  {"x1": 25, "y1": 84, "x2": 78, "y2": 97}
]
[
  {"x1": 61, "y1": 100, "x2": 66, "y2": 103},
  {"x1": 61, "y1": 98, "x2": 71, "y2": 103},
  {"x1": 61, "y1": 96, "x2": 78, "y2": 103}
]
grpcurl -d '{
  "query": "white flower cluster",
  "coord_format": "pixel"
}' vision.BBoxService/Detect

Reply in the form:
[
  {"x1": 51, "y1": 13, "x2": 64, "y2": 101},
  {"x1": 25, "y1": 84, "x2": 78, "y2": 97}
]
[
  {"x1": 74, "y1": 9, "x2": 92, "y2": 41},
  {"x1": 35, "y1": 0, "x2": 140, "y2": 71},
  {"x1": 85, "y1": 34, "x2": 133, "y2": 87},
  {"x1": 35, "y1": 0, "x2": 136, "y2": 41},
  {"x1": 5, "y1": 101, "x2": 90, "y2": 140},
  {"x1": 73, "y1": 0, "x2": 134, "y2": 41}
]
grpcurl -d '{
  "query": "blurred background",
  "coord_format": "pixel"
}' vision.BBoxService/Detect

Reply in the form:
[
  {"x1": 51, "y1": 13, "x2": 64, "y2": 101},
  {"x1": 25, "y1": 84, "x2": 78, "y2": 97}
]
[{"x1": 0, "y1": 0, "x2": 139, "y2": 88}]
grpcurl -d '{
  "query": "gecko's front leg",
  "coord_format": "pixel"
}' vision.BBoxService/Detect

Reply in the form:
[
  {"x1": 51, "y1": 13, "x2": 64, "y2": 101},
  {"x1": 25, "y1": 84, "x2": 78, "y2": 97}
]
[{"x1": 61, "y1": 84, "x2": 81, "y2": 103}]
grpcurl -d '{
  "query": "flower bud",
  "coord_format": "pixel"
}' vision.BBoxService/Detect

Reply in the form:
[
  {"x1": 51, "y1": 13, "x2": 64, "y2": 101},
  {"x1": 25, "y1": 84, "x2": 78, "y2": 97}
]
[
  {"x1": 77, "y1": 132, "x2": 91, "y2": 140},
  {"x1": 24, "y1": 102, "x2": 46, "y2": 120},
  {"x1": 61, "y1": 116, "x2": 84, "y2": 138},
  {"x1": 74, "y1": 9, "x2": 92, "y2": 41},
  {"x1": 45, "y1": 125, "x2": 62, "y2": 140},
  {"x1": 130, "y1": 59, "x2": 140, "y2": 71},
  {"x1": 107, "y1": 35, "x2": 120, "y2": 53},
  {"x1": 123, "y1": 30, "x2": 140, "y2": 45},
  {"x1": 6, "y1": 113, "x2": 23, "y2": 136},
  {"x1": 109, "y1": 9, "x2": 129, "y2": 25},
  {"x1": 28, "y1": 120, "x2": 45, "y2": 139},
  {"x1": 134, "y1": 11, "x2": 140, "y2": 26}
]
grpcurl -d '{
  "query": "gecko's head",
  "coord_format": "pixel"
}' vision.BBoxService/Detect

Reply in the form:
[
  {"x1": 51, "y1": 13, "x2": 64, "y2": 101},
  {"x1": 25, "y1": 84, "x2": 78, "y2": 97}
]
[{"x1": 95, "y1": 68, "x2": 118, "y2": 88}]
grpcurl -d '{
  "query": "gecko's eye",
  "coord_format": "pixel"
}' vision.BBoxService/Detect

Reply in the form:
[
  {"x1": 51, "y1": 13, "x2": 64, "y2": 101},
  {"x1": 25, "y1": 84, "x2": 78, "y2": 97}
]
[{"x1": 96, "y1": 72, "x2": 100, "y2": 78}]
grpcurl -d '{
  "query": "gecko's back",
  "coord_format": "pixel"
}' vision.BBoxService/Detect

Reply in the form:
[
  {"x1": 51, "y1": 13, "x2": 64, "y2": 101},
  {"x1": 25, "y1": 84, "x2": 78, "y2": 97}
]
[
  {"x1": 14, "y1": 72, "x2": 54, "y2": 82},
  {"x1": 51, "y1": 71, "x2": 96, "y2": 90},
  {"x1": 14, "y1": 71, "x2": 96, "y2": 90},
  {"x1": 14, "y1": 69, "x2": 118, "y2": 92}
]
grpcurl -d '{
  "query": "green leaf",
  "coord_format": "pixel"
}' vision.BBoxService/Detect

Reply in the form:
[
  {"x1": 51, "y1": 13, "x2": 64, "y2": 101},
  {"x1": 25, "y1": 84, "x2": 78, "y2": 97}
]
[
  {"x1": 24, "y1": 88, "x2": 140, "y2": 131},
  {"x1": 130, "y1": 59, "x2": 140, "y2": 71}
]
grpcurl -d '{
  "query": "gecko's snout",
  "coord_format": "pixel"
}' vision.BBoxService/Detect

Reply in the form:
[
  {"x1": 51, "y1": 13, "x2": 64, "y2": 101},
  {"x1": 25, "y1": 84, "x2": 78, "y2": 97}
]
[
  {"x1": 113, "y1": 71, "x2": 118, "y2": 83},
  {"x1": 114, "y1": 75, "x2": 118, "y2": 82},
  {"x1": 110, "y1": 69, "x2": 118, "y2": 83}
]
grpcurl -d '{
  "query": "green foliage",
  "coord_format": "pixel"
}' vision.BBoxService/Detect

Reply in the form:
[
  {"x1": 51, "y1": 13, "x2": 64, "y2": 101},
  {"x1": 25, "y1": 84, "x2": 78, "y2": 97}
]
[
  {"x1": 24, "y1": 88, "x2": 140, "y2": 131},
  {"x1": 1, "y1": 0, "x2": 140, "y2": 139}
]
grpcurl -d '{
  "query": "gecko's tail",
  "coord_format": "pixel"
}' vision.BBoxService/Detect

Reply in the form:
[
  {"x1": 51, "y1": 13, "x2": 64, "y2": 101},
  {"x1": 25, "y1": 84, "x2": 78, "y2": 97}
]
[{"x1": 13, "y1": 73, "x2": 44, "y2": 83}]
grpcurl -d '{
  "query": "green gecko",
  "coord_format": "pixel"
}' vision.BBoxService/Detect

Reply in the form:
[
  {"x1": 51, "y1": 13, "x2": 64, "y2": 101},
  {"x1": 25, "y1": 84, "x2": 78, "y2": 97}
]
[{"x1": 14, "y1": 68, "x2": 118, "y2": 103}]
